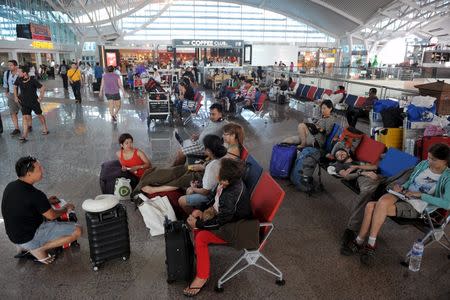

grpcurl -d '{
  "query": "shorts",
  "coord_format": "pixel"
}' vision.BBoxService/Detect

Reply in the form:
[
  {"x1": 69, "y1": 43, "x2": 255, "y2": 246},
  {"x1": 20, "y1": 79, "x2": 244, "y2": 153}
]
[
  {"x1": 7, "y1": 94, "x2": 21, "y2": 114},
  {"x1": 18, "y1": 221, "x2": 78, "y2": 251},
  {"x1": 106, "y1": 93, "x2": 121, "y2": 100},
  {"x1": 395, "y1": 201, "x2": 420, "y2": 219},
  {"x1": 182, "y1": 141, "x2": 205, "y2": 156},
  {"x1": 185, "y1": 193, "x2": 210, "y2": 206},
  {"x1": 21, "y1": 101, "x2": 42, "y2": 115}
]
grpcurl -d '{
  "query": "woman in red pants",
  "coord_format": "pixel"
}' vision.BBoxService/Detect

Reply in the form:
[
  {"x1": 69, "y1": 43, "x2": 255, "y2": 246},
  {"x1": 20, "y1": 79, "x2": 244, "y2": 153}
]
[{"x1": 185, "y1": 158, "x2": 253, "y2": 297}]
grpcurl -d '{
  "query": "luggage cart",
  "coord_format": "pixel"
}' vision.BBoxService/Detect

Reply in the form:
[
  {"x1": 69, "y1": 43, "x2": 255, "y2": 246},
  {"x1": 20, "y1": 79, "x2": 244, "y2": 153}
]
[{"x1": 147, "y1": 91, "x2": 173, "y2": 127}]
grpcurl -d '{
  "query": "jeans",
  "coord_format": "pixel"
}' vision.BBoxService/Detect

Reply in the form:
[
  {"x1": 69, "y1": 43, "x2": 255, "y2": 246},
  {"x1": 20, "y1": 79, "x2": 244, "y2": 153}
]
[
  {"x1": 71, "y1": 81, "x2": 82, "y2": 101},
  {"x1": 61, "y1": 74, "x2": 68, "y2": 89}
]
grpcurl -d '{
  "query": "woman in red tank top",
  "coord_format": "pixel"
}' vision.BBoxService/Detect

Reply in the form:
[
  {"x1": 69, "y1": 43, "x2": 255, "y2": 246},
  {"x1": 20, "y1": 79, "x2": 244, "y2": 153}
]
[{"x1": 116, "y1": 133, "x2": 152, "y2": 178}]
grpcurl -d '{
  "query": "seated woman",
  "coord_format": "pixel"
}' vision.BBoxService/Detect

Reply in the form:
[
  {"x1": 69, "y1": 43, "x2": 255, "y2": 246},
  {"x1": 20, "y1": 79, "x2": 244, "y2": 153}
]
[
  {"x1": 234, "y1": 79, "x2": 256, "y2": 113},
  {"x1": 177, "y1": 135, "x2": 227, "y2": 214},
  {"x1": 222, "y1": 122, "x2": 245, "y2": 160},
  {"x1": 175, "y1": 79, "x2": 195, "y2": 116},
  {"x1": 116, "y1": 133, "x2": 152, "y2": 179},
  {"x1": 184, "y1": 158, "x2": 253, "y2": 297},
  {"x1": 350, "y1": 143, "x2": 450, "y2": 266},
  {"x1": 283, "y1": 99, "x2": 336, "y2": 149}
]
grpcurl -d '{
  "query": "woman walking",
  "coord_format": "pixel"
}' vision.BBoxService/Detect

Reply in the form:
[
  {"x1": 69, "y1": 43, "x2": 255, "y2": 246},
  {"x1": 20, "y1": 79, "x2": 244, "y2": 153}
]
[{"x1": 99, "y1": 65, "x2": 127, "y2": 122}]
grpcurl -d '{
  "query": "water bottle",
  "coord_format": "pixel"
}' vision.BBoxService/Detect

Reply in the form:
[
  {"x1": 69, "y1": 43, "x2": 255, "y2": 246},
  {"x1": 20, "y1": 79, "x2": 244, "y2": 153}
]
[{"x1": 409, "y1": 239, "x2": 424, "y2": 272}]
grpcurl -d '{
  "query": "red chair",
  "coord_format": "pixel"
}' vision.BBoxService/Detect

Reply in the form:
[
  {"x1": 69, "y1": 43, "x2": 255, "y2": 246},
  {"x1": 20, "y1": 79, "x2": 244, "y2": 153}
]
[
  {"x1": 323, "y1": 89, "x2": 333, "y2": 96},
  {"x1": 240, "y1": 145, "x2": 249, "y2": 161},
  {"x1": 216, "y1": 172, "x2": 286, "y2": 291},
  {"x1": 306, "y1": 86, "x2": 318, "y2": 101}
]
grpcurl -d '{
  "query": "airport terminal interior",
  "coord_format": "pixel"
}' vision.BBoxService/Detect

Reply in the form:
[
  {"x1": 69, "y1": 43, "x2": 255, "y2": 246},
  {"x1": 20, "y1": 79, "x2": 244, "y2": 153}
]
[{"x1": 0, "y1": 0, "x2": 449, "y2": 299}]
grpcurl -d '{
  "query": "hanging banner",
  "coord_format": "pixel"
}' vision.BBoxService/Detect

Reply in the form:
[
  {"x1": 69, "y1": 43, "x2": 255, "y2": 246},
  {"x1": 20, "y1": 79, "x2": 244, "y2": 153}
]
[{"x1": 30, "y1": 23, "x2": 52, "y2": 41}]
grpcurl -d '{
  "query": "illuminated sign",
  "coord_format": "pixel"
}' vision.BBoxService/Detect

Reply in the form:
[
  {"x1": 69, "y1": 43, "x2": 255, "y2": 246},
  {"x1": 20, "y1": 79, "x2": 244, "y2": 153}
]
[
  {"x1": 30, "y1": 23, "x2": 51, "y2": 41},
  {"x1": 31, "y1": 41, "x2": 54, "y2": 49},
  {"x1": 173, "y1": 39, "x2": 243, "y2": 48}
]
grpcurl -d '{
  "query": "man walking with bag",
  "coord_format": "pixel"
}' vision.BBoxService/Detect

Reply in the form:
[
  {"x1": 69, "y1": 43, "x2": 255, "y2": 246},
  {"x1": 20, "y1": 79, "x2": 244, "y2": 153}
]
[{"x1": 67, "y1": 62, "x2": 82, "y2": 103}]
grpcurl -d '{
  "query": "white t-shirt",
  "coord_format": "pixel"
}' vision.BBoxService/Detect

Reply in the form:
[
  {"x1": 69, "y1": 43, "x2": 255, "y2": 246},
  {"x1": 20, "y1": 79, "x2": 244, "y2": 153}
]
[
  {"x1": 202, "y1": 159, "x2": 221, "y2": 191},
  {"x1": 409, "y1": 168, "x2": 441, "y2": 195}
]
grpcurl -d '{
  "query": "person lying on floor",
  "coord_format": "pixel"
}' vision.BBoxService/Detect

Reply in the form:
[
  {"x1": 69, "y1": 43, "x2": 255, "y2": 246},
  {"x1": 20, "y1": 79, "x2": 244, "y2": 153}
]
[
  {"x1": 177, "y1": 135, "x2": 227, "y2": 214},
  {"x1": 283, "y1": 99, "x2": 336, "y2": 149},
  {"x1": 1, "y1": 156, "x2": 82, "y2": 264},
  {"x1": 172, "y1": 103, "x2": 227, "y2": 166},
  {"x1": 349, "y1": 143, "x2": 450, "y2": 267},
  {"x1": 184, "y1": 158, "x2": 256, "y2": 297}
]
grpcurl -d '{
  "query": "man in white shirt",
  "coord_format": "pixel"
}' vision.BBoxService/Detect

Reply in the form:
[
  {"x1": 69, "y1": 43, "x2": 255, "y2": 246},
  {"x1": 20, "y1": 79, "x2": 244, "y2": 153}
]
[{"x1": 2, "y1": 60, "x2": 21, "y2": 136}]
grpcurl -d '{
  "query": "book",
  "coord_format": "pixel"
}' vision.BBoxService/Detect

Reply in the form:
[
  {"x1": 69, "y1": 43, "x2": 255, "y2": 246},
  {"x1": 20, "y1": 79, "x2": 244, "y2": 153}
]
[{"x1": 387, "y1": 189, "x2": 427, "y2": 213}]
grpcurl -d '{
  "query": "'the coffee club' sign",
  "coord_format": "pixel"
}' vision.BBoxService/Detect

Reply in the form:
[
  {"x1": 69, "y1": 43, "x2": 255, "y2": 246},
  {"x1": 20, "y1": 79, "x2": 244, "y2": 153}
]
[{"x1": 173, "y1": 39, "x2": 243, "y2": 48}]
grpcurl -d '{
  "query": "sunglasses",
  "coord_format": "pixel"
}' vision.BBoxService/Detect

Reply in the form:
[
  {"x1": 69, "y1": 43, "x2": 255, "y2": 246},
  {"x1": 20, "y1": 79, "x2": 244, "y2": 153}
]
[{"x1": 24, "y1": 156, "x2": 38, "y2": 173}]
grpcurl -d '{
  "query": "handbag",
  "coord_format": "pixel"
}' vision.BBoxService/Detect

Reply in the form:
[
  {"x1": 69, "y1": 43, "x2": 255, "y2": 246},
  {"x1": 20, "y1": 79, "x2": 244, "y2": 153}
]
[
  {"x1": 305, "y1": 123, "x2": 319, "y2": 135},
  {"x1": 114, "y1": 177, "x2": 132, "y2": 200},
  {"x1": 138, "y1": 195, "x2": 177, "y2": 236}
]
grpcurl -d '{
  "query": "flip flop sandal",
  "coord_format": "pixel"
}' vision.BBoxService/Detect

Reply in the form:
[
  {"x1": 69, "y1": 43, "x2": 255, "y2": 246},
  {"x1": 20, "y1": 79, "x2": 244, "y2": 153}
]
[
  {"x1": 34, "y1": 254, "x2": 55, "y2": 265},
  {"x1": 183, "y1": 280, "x2": 208, "y2": 297},
  {"x1": 14, "y1": 250, "x2": 34, "y2": 260},
  {"x1": 41, "y1": 131, "x2": 50, "y2": 135},
  {"x1": 19, "y1": 137, "x2": 28, "y2": 143}
]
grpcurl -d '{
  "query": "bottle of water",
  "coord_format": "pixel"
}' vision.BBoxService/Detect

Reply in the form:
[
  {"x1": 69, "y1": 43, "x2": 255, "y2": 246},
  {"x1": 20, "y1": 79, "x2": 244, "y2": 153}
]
[{"x1": 409, "y1": 239, "x2": 424, "y2": 272}]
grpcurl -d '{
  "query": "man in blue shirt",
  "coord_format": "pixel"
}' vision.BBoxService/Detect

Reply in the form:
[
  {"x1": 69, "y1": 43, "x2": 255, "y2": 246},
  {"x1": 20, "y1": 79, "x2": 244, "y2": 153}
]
[
  {"x1": 94, "y1": 62, "x2": 104, "y2": 84},
  {"x1": 2, "y1": 60, "x2": 21, "y2": 136}
]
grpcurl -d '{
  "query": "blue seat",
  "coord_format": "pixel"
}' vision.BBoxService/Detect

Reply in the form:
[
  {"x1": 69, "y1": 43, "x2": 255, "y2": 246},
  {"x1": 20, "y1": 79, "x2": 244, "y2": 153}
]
[
  {"x1": 300, "y1": 85, "x2": 310, "y2": 98},
  {"x1": 314, "y1": 88, "x2": 324, "y2": 100},
  {"x1": 344, "y1": 94, "x2": 358, "y2": 108},
  {"x1": 378, "y1": 148, "x2": 419, "y2": 178},
  {"x1": 295, "y1": 84, "x2": 305, "y2": 98},
  {"x1": 243, "y1": 154, "x2": 264, "y2": 197},
  {"x1": 324, "y1": 123, "x2": 342, "y2": 153}
]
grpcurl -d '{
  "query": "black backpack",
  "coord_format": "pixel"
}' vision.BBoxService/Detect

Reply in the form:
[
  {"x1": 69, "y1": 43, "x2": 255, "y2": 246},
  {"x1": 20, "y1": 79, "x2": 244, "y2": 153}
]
[{"x1": 380, "y1": 107, "x2": 404, "y2": 127}]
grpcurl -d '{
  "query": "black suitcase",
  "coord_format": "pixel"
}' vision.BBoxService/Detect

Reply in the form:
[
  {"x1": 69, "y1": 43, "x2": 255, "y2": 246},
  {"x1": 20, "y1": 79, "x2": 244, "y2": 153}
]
[
  {"x1": 86, "y1": 204, "x2": 130, "y2": 271},
  {"x1": 164, "y1": 217, "x2": 194, "y2": 283},
  {"x1": 277, "y1": 94, "x2": 286, "y2": 104},
  {"x1": 99, "y1": 160, "x2": 138, "y2": 194},
  {"x1": 93, "y1": 82, "x2": 100, "y2": 92}
]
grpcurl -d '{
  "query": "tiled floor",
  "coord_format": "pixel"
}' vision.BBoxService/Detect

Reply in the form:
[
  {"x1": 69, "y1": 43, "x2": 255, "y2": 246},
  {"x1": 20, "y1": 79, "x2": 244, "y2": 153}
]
[{"x1": 0, "y1": 79, "x2": 449, "y2": 299}]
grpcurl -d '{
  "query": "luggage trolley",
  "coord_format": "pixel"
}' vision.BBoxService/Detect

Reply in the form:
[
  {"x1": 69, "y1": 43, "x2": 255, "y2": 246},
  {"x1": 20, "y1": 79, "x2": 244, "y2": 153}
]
[{"x1": 147, "y1": 91, "x2": 173, "y2": 127}]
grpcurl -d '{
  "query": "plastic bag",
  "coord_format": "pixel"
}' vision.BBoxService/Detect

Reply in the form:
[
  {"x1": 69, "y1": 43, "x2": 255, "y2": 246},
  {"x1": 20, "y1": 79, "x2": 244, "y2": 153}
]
[
  {"x1": 373, "y1": 99, "x2": 399, "y2": 113},
  {"x1": 411, "y1": 95, "x2": 436, "y2": 108},
  {"x1": 114, "y1": 177, "x2": 132, "y2": 200},
  {"x1": 407, "y1": 103, "x2": 436, "y2": 122}
]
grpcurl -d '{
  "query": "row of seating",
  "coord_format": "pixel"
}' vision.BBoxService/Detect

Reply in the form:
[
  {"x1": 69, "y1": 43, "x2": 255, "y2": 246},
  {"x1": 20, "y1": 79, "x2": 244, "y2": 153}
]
[{"x1": 293, "y1": 83, "x2": 367, "y2": 110}]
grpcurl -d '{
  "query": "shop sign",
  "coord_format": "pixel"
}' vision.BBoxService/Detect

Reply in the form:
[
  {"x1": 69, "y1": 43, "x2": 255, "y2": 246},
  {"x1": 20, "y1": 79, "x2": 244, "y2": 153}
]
[
  {"x1": 173, "y1": 39, "x2": 243, "y2": 48},
  {"x1": 351, "y1": 50, "x2": 368, "y2": 56},
  {"x1": 31, "y1": 41, "x2": 54, "y2": 49}
]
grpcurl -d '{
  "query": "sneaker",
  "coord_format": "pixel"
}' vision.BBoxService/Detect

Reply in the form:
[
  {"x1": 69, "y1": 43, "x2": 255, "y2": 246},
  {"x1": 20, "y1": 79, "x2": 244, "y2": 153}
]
[
  {"x1": 360, "y1": 244, "x2": 376, "y2": 267},
  {"x1": 341, "y1": 239, "x2": 363, "y2": 256},
  {"x1": 10, "y1": 129, "x2": 21, "y2": 136},
  {"x1": 340, "y1": 229, "x2": 356, "y2": 254}
]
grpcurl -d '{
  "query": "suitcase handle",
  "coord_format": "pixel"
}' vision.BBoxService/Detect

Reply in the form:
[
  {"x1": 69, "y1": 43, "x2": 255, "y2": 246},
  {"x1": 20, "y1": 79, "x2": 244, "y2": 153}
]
[{"x1": 100, "y1": 209, "x2": 118, "y2": 221}]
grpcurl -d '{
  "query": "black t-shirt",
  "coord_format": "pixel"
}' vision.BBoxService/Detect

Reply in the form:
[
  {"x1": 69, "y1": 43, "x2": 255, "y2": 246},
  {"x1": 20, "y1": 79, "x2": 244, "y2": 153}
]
[
  {"x1": 1, "y1": 180, "x2": 51, "y2": 244},
  {"x1": 184, "y1": 85, "x2": 195, "y2": 101},
  {"x1": 14, "y1": 77, "x2": 42, "y2": 106}
]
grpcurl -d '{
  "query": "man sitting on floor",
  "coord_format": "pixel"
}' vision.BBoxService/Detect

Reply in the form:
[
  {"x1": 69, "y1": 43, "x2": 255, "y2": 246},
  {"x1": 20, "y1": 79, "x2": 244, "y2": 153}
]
[
  {"x1": 172, "y1": 103, "x2": 227, "y2": 166},
  {"x1": 1, "y1": 156, "x2": 82, "y2": 264}
]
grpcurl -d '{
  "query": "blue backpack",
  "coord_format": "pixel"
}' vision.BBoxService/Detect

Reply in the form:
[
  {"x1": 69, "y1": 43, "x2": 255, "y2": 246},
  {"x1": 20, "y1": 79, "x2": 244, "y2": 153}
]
[{"x1": 290, "y1": 147, "x2": 321, "y2": 193}]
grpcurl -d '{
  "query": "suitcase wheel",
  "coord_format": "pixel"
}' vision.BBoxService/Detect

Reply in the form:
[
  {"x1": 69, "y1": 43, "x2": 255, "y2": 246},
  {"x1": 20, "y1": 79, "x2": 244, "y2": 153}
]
[
  {"x1": 93, "y1": 265, "x2": 99, "y2": 271},
  {"x1": 122, "y1": 256, "x2": 128, "y2": 261},
  {"x1": 167, "y1": 279, "x2": 175, "y2": 284}
]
